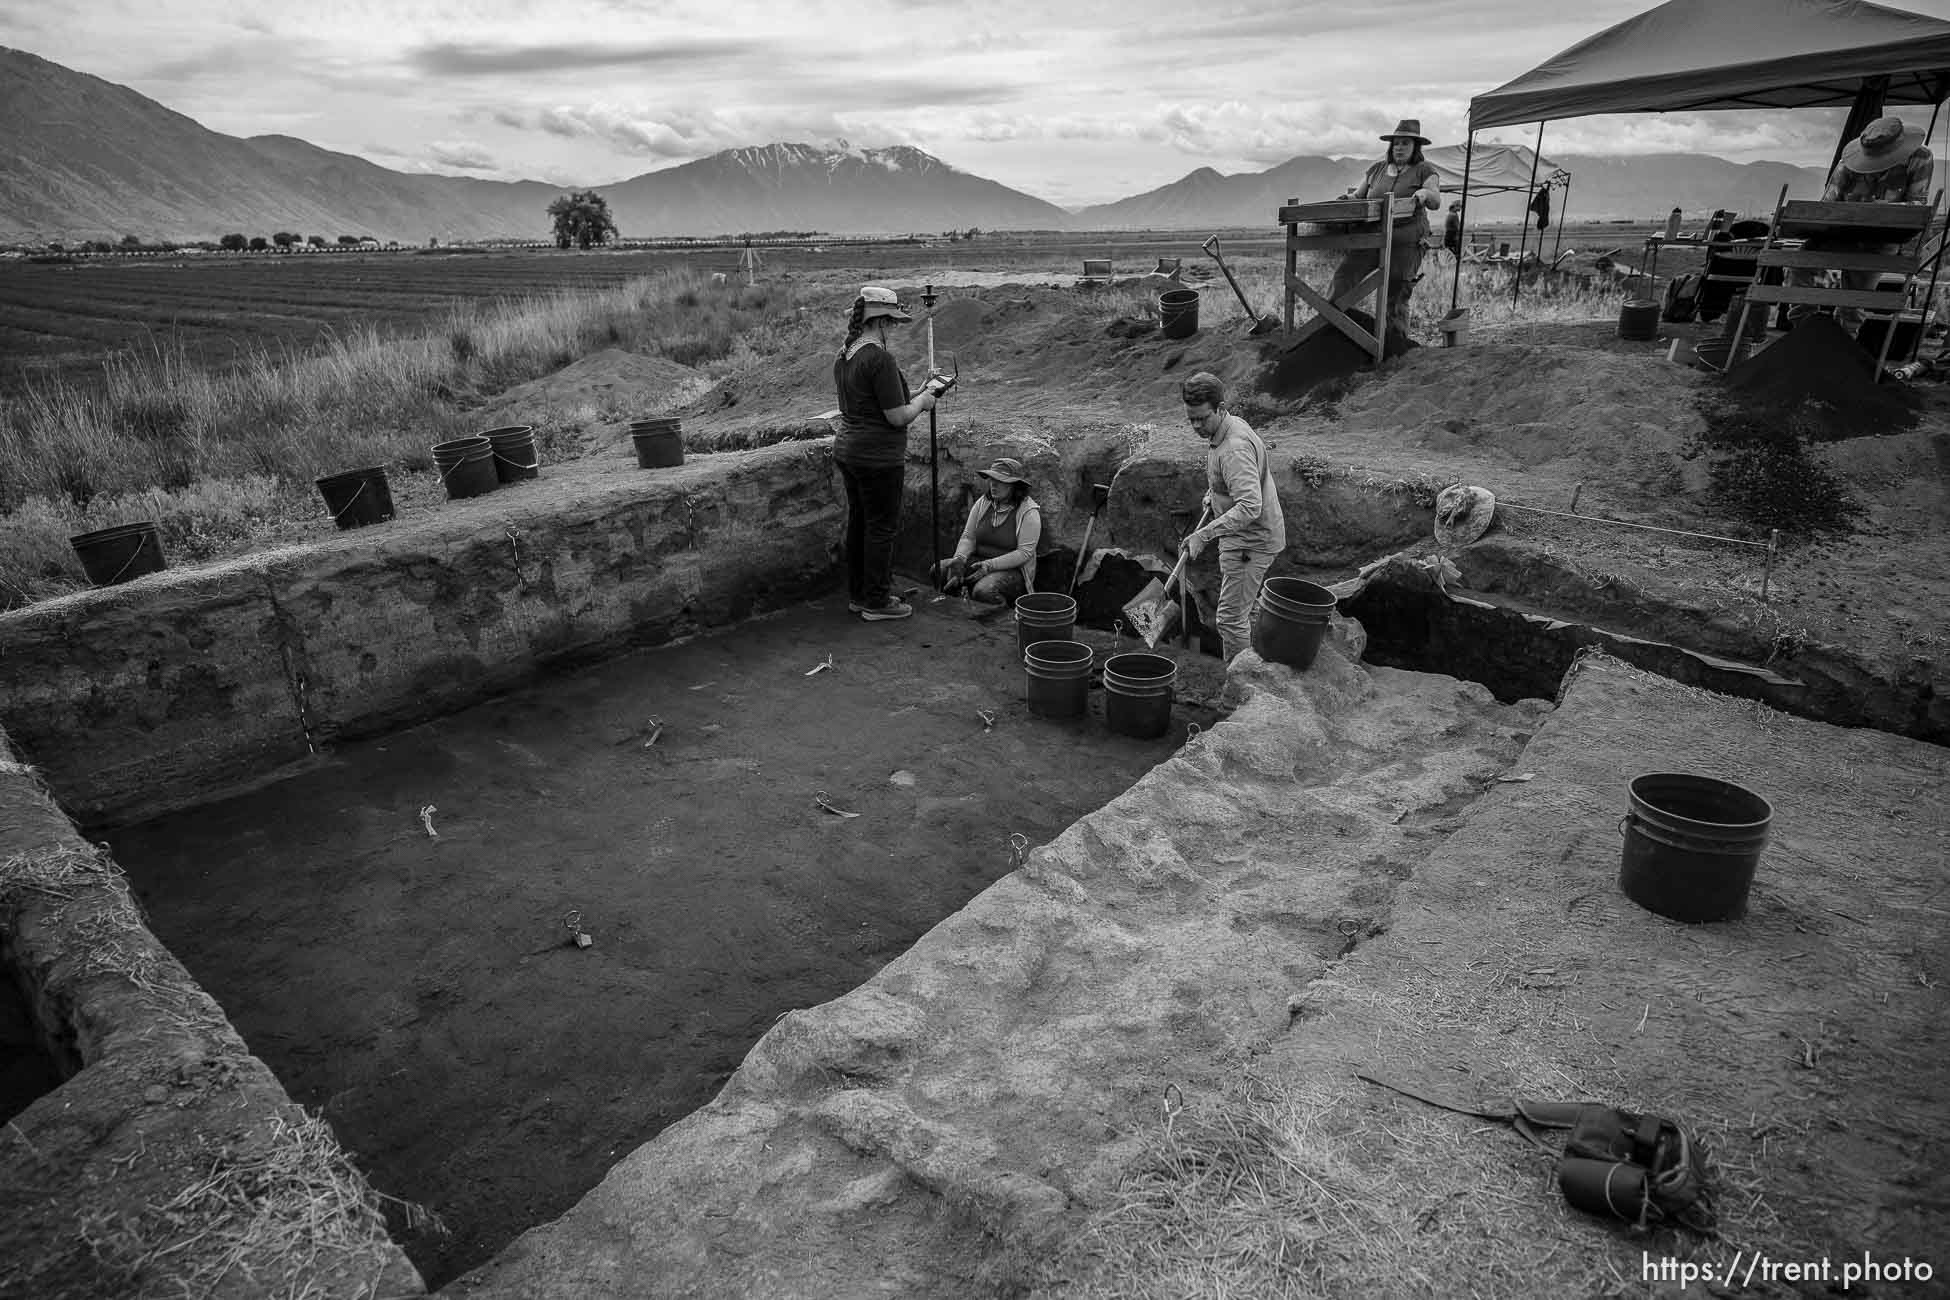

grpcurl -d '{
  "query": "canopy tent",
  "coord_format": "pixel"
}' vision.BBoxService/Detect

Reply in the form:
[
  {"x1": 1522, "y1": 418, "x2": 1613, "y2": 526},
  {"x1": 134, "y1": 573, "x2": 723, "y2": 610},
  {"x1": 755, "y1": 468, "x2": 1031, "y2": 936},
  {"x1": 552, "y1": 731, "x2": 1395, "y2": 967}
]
[
  {"x1": 1424, "y1": 143, "x2": 1568, "y2": 194},
  {"x1": 1450, "y1": 0, "x2": 1950, "y2": 312},
  {"x1": 1470, "y1": 0, "x2": 1950, "y2": 131}
]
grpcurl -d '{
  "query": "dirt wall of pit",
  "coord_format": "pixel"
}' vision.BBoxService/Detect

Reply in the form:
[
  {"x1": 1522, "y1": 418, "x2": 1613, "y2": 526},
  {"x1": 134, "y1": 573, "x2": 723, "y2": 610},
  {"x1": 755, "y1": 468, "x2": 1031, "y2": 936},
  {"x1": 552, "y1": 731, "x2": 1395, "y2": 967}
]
[{"x1": 0, "y1": 442, "x2": 843, "y2": 829}]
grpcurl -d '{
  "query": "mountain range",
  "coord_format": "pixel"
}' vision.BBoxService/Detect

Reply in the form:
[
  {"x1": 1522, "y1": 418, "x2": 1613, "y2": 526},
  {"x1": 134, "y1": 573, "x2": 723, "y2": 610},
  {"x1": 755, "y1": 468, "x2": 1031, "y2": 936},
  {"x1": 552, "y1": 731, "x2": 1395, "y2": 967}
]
[{"x1": 1, "y1": 45, "x2": 1830, "y2": 244}]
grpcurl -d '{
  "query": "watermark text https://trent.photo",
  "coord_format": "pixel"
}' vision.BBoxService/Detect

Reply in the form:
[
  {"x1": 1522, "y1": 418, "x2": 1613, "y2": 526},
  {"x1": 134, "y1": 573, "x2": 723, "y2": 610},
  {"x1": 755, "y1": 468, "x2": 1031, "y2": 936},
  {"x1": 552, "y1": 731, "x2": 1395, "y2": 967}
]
[{"x1": 1643, "y1": 1250, "x2": 1936, "y2": 1290}]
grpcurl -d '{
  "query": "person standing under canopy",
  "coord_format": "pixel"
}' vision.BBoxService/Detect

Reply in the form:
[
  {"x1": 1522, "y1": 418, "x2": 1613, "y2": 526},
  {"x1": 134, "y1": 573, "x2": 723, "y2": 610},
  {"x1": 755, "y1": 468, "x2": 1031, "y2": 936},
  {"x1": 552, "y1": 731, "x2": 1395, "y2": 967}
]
[{"x1": 1326, "y1": 118, "x2": 1443, "y2": 342}]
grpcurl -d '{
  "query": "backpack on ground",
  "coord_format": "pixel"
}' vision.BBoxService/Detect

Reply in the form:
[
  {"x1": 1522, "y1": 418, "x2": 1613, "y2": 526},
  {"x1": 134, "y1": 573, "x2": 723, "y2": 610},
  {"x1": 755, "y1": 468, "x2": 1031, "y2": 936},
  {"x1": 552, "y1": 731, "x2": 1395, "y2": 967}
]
[{"x1": 1662, "y1": 272, "x2": 1702, "y2": 323}]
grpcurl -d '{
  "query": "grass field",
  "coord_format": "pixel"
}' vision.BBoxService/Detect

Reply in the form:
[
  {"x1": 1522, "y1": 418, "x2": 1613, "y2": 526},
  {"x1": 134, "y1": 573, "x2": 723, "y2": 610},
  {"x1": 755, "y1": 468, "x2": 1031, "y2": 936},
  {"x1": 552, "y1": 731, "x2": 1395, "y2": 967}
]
[{"x1": 0, "y1": 221, "x2": 1673, "y2": 610}]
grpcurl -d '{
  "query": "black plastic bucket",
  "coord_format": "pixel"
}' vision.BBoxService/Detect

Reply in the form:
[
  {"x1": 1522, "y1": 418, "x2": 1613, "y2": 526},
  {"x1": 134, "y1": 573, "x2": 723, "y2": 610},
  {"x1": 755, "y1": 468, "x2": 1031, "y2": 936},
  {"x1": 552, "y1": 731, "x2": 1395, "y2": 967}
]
[
  {"x1": 1619, "y1": 773, "x2": 1772, "y2": 923},
  {"x1": 432, "y1": 436, "x2": 498, "y2": 500},
  {"x1": 1159, "y1": 288, "x2": 1201, "y2": 340},
  {"x1": 1251, "y1": 577, "x2": 1337, "y2": 669},
  {"x1": 632, "y1": 417, "x2": 684, "y2": 468},
  {"x1": 1014, "y1": 592, "x2": 1077, "y2": 660},
  {"x1": 70, "y1": 521, "x2": 166, "y2": 586},
  {"x1": 315, "y1": 466, "x2": 395, "y2": 530},
  {"x1": 1103, "y1": 651, "x2": 1176, "y2": 739},
  {"x1": 1618, "y1": 298, "x2": 1661, "y2": 341},
  {"x1": 1024, "y1": 639, "x2": 1093, "y2": 720},
  {"x1": 484, "y1": 425, "x2": 539, "y2": 483}
]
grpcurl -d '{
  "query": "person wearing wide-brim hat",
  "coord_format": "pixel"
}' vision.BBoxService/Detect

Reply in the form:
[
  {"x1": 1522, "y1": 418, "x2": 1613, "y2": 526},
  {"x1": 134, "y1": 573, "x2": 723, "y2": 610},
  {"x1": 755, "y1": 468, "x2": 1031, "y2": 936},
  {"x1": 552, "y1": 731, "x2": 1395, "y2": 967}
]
[
  {"x1": 1788, "y1": 116, "x2": 1934, "y2": 335},
  {"x1": 932, "y1": 457, "x2": 1044, "y2": 605},
  {"x1": 832, "y1": 285, "x2": 952, "y2": 622},
  {"x1": 1325, "y1": 118, "x2": 1444, "y2": 345}
]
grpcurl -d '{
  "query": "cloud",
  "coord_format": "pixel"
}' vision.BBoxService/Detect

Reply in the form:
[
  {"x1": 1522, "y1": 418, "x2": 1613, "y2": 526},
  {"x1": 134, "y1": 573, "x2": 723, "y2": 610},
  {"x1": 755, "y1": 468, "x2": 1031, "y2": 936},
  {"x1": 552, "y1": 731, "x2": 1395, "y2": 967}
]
[
  {"x1": 426, "y1": 140, "x2": 499, "y2": 171},
  {"x1": 408, "y1": 38, "x2": 766, "y2": 77}
]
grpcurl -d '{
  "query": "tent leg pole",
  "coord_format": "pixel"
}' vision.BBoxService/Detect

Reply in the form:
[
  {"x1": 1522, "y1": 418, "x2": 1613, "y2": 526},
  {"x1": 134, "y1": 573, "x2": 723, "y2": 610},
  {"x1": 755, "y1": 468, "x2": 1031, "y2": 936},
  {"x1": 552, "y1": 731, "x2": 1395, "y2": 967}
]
[
  {"x1": 1450, "y1": 131, "x2": 1475, "y2": 315},
  {"x1": 1552, "y1": 177, "x2": 1569, "y2": 264},
  {"x1": 1512, "y1": 121, "x2": 1545, "y2": 310},
  {"x1": 1910, "y1": 106, "x2": 1947, "y2": 362}
]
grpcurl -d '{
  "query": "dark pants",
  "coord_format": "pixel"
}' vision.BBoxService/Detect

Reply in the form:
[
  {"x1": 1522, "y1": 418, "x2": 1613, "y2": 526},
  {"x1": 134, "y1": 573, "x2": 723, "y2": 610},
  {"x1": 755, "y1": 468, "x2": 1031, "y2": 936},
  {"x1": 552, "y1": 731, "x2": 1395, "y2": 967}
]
[
  {"x1": 1328, "y1": 241, "x2": 1425, "y2": 339},
  {"x1": 837, "y1": 461, "x2": 904, "y2": 607}
]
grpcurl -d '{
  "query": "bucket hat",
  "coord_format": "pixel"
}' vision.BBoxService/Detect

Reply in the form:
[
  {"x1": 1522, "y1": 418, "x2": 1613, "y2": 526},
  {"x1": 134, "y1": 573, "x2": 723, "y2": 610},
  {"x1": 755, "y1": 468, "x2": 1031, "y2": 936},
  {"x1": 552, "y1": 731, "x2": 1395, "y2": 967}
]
[
  {"x1": 1433, "y1": 484, "x2": 1496, "y2": 547},
  {"x1": 1381, "y1": 118, "x2": 1432, "y2": 145},
  {"x1": 978, "y1": 457, "x2": 1028, "y2": 485},
  {"x1": 1841, "y1": 116, "x2": 1924, "y2": 172},
  {"x1": 857, "y1": 285, "x2": 913, "y2": 322}
]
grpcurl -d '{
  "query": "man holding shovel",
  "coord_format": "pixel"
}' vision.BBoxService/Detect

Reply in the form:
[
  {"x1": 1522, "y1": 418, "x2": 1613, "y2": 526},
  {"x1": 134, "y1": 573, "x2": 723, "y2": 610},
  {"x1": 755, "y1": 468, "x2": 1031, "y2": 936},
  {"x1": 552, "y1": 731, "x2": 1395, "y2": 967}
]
[{"x1": 1178, "y1": 372, "x2": 1285, "y2": 663}]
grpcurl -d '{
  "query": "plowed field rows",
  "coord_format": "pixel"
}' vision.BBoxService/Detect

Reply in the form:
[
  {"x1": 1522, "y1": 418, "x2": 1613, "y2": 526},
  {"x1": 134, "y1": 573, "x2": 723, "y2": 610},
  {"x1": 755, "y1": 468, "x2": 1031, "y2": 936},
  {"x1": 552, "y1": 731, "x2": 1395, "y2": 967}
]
[{"x1": 0, "y1": 248, "x2": 701, "y2": 391}]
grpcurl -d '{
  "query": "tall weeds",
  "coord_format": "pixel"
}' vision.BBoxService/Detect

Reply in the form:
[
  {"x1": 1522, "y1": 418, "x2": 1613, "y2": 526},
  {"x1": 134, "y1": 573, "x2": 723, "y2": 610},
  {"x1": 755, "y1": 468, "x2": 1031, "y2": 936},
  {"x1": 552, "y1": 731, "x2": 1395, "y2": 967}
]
[{"x1": 0, "y1": 267, "x2": 808, "y2": 606}]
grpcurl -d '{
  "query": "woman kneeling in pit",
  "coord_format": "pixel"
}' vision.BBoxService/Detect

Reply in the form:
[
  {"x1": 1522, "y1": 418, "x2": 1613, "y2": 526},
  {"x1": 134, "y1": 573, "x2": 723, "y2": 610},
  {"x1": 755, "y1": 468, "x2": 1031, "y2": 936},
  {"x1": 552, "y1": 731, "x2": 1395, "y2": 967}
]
[{"x1": 933, "y1": 457, "x2": 1043, "y2": 604}]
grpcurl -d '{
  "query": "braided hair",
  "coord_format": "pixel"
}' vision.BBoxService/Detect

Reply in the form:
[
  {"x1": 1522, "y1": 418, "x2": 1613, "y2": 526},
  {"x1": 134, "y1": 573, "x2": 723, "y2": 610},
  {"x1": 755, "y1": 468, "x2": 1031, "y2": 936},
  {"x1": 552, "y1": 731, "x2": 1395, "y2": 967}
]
[{"x1": 839, "y1": 298, "x2": 869, "y2": 357}]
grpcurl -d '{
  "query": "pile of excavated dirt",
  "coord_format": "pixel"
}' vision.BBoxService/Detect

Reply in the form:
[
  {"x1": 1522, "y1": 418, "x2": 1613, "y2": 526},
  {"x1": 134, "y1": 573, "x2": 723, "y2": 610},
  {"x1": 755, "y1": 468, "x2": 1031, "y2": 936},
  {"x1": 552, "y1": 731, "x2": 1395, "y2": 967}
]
[
  {"x1": 1724, "y1": 315, "x2": 1921, "y2": 441},
  {"x1": 473, "y1": 349, "x2": 711, "y2": 446}
]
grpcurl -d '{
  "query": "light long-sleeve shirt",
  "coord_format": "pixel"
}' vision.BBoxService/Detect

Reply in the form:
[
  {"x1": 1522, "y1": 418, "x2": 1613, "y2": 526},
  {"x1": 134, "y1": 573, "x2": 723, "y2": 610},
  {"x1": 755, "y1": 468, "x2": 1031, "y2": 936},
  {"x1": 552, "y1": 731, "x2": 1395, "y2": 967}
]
[
  {"x1": 1204, "y1": 416, "x2": 1286, "y2": 554},
  {"x1": 953, "y1": 495, "x2": 1042, "y2": 589}
]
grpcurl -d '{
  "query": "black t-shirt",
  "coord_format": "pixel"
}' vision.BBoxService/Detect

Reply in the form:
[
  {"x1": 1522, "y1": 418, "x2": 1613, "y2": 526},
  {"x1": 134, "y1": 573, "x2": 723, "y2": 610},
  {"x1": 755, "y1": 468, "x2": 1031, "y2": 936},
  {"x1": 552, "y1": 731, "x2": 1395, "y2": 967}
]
[{"x1": 832, "y1": 342, "x2": 910, "y2": 467}]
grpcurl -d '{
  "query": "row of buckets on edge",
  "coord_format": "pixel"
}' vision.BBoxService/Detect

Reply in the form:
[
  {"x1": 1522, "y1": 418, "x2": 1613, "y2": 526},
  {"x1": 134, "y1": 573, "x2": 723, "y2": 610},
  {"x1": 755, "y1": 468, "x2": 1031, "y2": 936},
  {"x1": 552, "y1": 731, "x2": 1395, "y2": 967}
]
[
  {"x1": 64, "y1": 418, "x2": 689, "y2": 589},
  {"x1": 1008, "y1": 577, "x2": 1337, "y2": 737}
]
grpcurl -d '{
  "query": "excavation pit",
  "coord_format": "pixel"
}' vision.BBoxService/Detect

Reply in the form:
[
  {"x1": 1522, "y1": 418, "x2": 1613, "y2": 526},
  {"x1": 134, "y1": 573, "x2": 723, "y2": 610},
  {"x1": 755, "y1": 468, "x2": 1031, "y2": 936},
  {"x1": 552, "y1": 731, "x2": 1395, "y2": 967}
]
[{"x1": 102, "y1": 594, "x2": 1222, "y2": 1284}]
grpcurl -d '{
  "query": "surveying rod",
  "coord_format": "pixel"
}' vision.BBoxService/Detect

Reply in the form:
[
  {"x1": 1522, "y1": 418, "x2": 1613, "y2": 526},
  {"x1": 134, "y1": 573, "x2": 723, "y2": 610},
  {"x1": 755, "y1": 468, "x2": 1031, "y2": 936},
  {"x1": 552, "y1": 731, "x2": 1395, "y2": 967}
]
[{"x1": 923, "y1": 283, "x2": 941, "y2": 583}]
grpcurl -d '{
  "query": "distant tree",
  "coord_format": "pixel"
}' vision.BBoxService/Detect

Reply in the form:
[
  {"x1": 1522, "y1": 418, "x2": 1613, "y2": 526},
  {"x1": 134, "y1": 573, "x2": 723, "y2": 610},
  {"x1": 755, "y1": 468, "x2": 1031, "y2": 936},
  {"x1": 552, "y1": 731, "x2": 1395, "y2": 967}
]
[
  {"x1": 247, "y1": 236, "x2": 270, "y2": 251},
  {"x1": 272, "y1": 231, "x2": 299, "y2": 248},
  {"x1": 119, "y1": 234, "x2": 142, "y2": 248},
  {"x1": 548, "y1": 190, "x2": 617, "y2": 250},
  {"x1": 219, "y1": 233, "x2": 248, "y2": 251},
  {"x1": 337, "y1": 235, "x2": 362, "y2": 246},
  {"x1": 307, "y1": 235, "x2": 327, "y2": 248}
]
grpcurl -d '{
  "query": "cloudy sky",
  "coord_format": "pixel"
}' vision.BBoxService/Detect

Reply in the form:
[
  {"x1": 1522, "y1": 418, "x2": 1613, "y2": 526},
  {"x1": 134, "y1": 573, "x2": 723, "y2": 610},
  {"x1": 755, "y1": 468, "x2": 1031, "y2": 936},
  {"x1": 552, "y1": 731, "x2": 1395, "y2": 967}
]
[{"x1": 8, "y1": 0, "x2": 1950, "y2": 207}]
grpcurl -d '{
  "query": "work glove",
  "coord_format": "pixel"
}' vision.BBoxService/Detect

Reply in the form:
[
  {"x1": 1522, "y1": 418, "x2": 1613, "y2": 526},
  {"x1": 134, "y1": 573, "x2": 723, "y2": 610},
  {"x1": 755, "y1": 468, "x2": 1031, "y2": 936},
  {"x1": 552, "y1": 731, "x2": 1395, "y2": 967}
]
[{"x1": 1182, "y1": 527, "x2": 1213, "y2": 561}]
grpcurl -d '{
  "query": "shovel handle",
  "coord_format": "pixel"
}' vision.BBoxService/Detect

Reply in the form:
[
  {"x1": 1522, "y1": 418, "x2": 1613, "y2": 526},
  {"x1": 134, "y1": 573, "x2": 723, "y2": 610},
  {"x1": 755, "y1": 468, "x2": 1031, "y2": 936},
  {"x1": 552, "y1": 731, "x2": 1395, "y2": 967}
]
[{"x1": 1202, "y1": 239, "x2": 1262, "y2": 320}]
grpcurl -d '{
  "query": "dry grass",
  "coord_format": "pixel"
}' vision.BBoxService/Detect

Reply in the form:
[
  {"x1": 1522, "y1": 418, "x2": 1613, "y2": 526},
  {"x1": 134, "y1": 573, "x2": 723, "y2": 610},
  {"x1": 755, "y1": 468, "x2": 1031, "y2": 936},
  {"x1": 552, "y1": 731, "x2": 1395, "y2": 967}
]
[
  {"x1": 1093, "y1": 257, "x2": 1629, "y2": 338},
  {"x1": 74, "y1": 1109, "x2": 440, "y2": 1300},
  {"x1": 0, "y1": 840, "x2": 127, "y2": 903},
  {"x1": 0, "y1": 269, "x2": 819, "y2": 607}
]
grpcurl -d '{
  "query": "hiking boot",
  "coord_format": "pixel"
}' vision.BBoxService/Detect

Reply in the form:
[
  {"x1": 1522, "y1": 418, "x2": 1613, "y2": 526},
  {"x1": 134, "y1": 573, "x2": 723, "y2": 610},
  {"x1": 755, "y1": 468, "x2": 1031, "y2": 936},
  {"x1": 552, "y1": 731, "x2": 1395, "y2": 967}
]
[{"x1": 859, "y1": 599, "x2": 912, "y2": 621}]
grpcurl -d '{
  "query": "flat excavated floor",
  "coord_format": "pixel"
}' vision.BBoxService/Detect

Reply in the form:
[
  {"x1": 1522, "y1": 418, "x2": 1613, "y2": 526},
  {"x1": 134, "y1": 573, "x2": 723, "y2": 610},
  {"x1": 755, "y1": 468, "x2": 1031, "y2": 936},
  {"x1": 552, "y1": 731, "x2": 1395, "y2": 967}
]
[{"x1": 108, "y1": 590, "x2": 1218, "y2": 1284}]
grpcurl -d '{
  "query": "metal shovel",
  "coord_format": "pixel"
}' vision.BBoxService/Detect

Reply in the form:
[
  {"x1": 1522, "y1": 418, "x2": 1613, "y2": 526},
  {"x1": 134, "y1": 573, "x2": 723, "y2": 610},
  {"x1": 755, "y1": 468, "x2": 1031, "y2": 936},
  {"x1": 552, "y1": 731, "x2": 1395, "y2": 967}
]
[{"x1": 1201, "y1": 235, "x2": 1279, "y2": 335}]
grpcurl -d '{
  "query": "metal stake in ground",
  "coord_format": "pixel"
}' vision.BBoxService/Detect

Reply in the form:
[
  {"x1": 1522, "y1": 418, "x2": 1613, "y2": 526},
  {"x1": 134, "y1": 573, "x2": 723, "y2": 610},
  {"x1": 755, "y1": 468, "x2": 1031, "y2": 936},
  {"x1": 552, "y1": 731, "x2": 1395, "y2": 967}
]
[{"x1": 923, "y1": 283, "x2": 942, "y2": 581}]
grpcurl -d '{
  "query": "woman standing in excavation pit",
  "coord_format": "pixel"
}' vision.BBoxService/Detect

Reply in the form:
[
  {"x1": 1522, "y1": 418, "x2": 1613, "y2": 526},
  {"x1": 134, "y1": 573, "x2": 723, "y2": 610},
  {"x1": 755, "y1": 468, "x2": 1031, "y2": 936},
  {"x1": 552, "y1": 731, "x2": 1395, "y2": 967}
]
[{"x1": 831, "y1": 285, "x2": 949, "y2": 623}]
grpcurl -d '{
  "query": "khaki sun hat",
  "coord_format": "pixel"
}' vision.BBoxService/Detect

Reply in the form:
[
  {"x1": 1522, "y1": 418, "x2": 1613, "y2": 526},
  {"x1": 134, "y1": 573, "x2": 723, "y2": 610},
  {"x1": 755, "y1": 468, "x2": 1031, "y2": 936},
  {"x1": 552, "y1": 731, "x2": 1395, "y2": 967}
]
[
  {"x1": 1381, "y1": 118, "x2": 1432, "y2": 145},
  {"x1": 1841, "y1": 116, "x2": 1925, "y2": 172},
  {"x1": 857, "y1": 285, "x2": 913, "y2": 322},
  {"x1": 978, "y1": 457, "x2": 1028, "y2": 485},
  {"x1": 1434, "y1": 484, "x2": 1496, "y2": 547}
]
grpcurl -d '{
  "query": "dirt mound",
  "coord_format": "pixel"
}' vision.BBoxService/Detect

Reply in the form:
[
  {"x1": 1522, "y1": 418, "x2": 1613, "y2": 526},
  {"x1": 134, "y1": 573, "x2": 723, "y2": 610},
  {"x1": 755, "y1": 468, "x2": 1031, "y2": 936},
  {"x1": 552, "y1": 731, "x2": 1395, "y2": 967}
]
[
  {"x1": 1725, "y1": 316, "x2": 1921, "y2": 441},
  {"x1": 1256, "y1": 308, "x2": 1417, "y2": 403},
  {"x1": 475, "y1": 348, "x2": 709, "y2": 426},
  {"x1": 1328, "y1": 342, "x2": 1709, "y2": 492}
]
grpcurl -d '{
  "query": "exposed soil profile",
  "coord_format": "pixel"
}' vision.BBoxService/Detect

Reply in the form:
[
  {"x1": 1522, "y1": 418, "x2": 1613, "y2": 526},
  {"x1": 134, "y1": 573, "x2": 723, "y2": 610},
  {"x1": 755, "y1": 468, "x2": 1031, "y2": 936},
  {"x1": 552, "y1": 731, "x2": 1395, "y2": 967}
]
[{"x1": 107, "y1": 593, "x2": 1220, "y2": 1284}]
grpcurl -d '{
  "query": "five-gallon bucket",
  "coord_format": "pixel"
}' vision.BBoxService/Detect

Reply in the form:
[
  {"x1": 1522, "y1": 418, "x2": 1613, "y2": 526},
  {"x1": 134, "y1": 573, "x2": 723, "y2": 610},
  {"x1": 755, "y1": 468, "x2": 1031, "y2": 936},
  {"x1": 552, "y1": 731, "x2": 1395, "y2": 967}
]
[
  {"x1": 1617, "y1": 298, "x2": 1661, "y2": 341},
  {"x1": 1437, "y1": 307, "x2": 1471, "y2": 348},
  {"x1": 1619, "y1": 773, "x2": 1772, "y2": 923},
  {"x1": 632, "y1": 417, "x2": 684, "y2": 469},
  {"x1": 1103, "y1": 651, "x2": 1177, "y2": 739},
  {"x1": 1014, "y1": 592, "x2": 1077, "y2": 661},
  {"x1": 70, "y1": 521, "x2": 166, "y2": 587},
  {"x1": 484, "y1": 424, "x2": 540, "y2": 483},
  {"x1": 1159, "y1": 288, "x2": 1201, "y2": 340},
  {"x1": 432, "y1": 435, "x2": 498, "y2": 500},
  {"x1": 1251, "y1": 577, "x2": 1337, "y2": 669},
  {"x1": 315, "y1": 466, "x2": 395, "y2": 530},
  {"x1": 1024, "y1": 639, "x2": 1094, "y2": 720}
]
